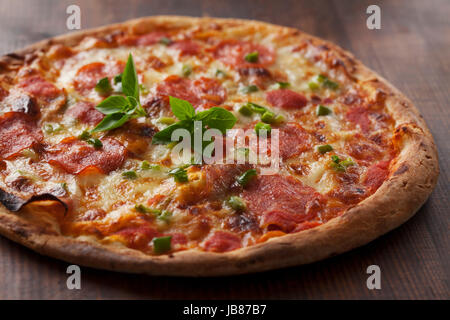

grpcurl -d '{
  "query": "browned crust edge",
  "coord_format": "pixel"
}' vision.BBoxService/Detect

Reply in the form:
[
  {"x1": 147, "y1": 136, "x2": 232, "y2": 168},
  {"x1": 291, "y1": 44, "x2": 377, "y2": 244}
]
[{"x1": 0, "y1": 16, "x2": 439, "y2": 276}]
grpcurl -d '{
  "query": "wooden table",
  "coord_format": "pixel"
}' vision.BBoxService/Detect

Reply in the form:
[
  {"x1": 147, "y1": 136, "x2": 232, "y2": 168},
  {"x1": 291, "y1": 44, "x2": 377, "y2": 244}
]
[{"x1": 0, "y1": 0, "x2": 448, "y2": 300}]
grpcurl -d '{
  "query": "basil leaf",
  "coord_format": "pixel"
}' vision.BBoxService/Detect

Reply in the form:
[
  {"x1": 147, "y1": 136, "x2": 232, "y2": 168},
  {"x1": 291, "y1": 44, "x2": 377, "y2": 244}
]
[
  {"x1": 95, "y1": 95, "x2": 129, "y2": 114},
  {"x1": 152, "y1": 120, "x2": 192, "y2": 145},
  {"x1": 95, "y1": 77, "x2": 112, "y2": 95},
  {"x1": 92, "y1": 113, "x2": 130, "y2": 132},
  {"x1": 169, "y1": 96, "x2": 195, "y2": 120},
  {"x1": 127, "y1": 96, "x2": 138, "y2": 108},
  {"x1": 113, "y1": 73, "x2": 122, "y2": 84},
  {"x1": 196, "y1": 107, "x2": 236, "y2": 134},
  {"x1": 121, "y1": 54, "x2": 139, "y2": 101}
]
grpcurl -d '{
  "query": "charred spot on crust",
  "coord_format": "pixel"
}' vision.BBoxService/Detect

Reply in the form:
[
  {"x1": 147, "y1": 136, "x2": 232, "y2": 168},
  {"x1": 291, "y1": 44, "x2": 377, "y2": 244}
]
[
  {"x1": 5, "y1": 52, "x2": 25, "y2": 61},
  {"x1": 394, "y1": 164, "x2": 409, "y2": 176},
  {"x1": 331, "y1": 58, "x2": 345, "y2": 68},
  {"x1": 317, "y1": 44, "x2": 330, "y2": 51},
  {"x1": 13, "y1": 226, "x2": 31, "y2": 239}
]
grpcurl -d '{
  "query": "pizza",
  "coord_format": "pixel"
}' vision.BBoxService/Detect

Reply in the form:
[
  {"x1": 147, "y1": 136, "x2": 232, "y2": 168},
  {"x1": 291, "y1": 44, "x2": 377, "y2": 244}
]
[{"x1": 0, "y1": 16, "x2": 438, "y2": 276}]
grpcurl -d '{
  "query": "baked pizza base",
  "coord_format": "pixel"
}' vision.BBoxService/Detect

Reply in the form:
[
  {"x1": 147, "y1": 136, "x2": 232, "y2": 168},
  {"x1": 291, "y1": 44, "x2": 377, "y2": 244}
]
[{"x1": 0, "y1": 16, "x2": 438, "y2": 276}]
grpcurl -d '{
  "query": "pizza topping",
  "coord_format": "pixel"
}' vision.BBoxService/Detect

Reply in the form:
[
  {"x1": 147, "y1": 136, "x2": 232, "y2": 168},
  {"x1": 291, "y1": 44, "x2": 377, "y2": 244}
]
[
  {"x1": 152, "y1": 96, "x2": 236, "y2": 145},
  {"x1": 213, "y1": 40, "x2": 275, "y2": 69},
  {"x1": 363, "y1": 160, "x2": 390, "y2": 193},
  {"x1": 276, "y1": 81, "x2": 290, "y2": 89},
  {"x1": 203, "y1": 230, "x2": 242, "y2": 252},
  {"x1": 45, "y1": 137, "x2": 127, "y2": 174},
  {"x1": 266, "y1": 89, "x2": 308, "y2": 109},
  {"x1": 254, "y1": 122, "x2": 271, "y2": 135},
  {"x1": 262, "y1": 211, "x2": 305, "y2": 232},
  {"x1": 278, "y1": 123, "x2": 312, "y2": 160},
  {"x1": 18, "y1": 75, "x2": 61, "y2": 101},
  {"x1": 0, "y1": 188, "x2": 67, "y2": 213},
  {"x1": 152, "y1": 236, "x2": 172, "y2": 254},
  {"x1": 94, "y1": 77, "x2": 113, "y2": 95},
  {"x1": 197, "y1": 164, "x2": 250, "y2": 202},
  {"x1": 317, "y1": 144, "x2": 333, "y2": 154},
  {"x1": 91, "y1": 55, "x2": 147, "y2": 133},
  {"x1": 0, "y1": 20, "x2": 403, "y2": 257},
  {"x1": 181, "y1": 64, "x2": 192, "y2": 77},
  {"x1": 171, "y1": 40, "x2": 201, "y2": 56},
  {"x1": 227, "y1": 196, "x2": 247, "y2": 212},
  {"x1": 159, "y1": 37, "x2": 172, "y2": 46},
  {"x1": 115, "y1": 225, "x2": 159, "y2": 251},
  {"x1": 329, "y1": 155, "x2": 356, "y2": 172},
  {"x1": 241, "y1": 84, "x2": 259, "y2": 94},
  {"x1": 309, "y1": 74, "x2": 339, "y2": 91},
  {"x1": 346, "y1": 106, "x2": 371, "y2": 133},
  {"x1": 169, "y1": 166, "x2": 189, "y2": 183},
  {"x1": 316, "y1": 105, "x2": 332, "y2": 116},
  {"x1": 345, "y1": 134, "x2": 384, "y2": 162},
  {"x1": 156, "y1": 75, "x2": 227, "y2": 108},
  {"x1": 243, "y1": 174, "x2": 325, "y2": 231},
  {"x1": 244, "y1": 51, "x2": 259, "y2": 63},
  {"x1": 73, "y1": 61, "x2": 124, "y2": 93},
  {"x1": 66, "y1": 101, "x2": 104, "y2": 125},
  {"x1": 0, "y1": 112, "x2": 42, "y2": 160},
  {"x1": 237, "y1": 169, "x2": 257, "y2": 187}
]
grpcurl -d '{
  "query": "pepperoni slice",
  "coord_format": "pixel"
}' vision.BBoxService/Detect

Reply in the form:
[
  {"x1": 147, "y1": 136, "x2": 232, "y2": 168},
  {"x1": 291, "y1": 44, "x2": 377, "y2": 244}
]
[
  {"x1": 203, "y1": 231, "x2": 242, "y2": 253},
  {"x1": 46, "y1": 137, "x2": 127, "y2": 174},
  {"x1": 117, "y1": 31, "x2": 168, "y2": 46},
  {"x1": 0, "y1": 112, "x2": 42, "y2": 160},
  {"x1": 363, "y1": 160, "x2": 390, "y2": 193},
  {"x1": 18, "y1": 75, "x2": 60, "y2": 101},
  {"x1": 345, "y1": 133, "x2": 383, "y2": 162},
  {"x1": 262, "y1": 211, "x2": 304, "y2": 233},
  {"x1": 115, "y1": 225, "x2": 159, "y2": 250},
  {"x1": 243, "y1": 174, "x2": 325, "y2": 232},
  {"x1": 203, "y1": 164, "x2": 251, "y2": 199},
  {"x1": 346, "y1": 106, "x2": 371, "y2": 133},
  {"x1": 73, "y1": 61, "x2": 124, "y2": 94},
  {"x1": 169, "y1": 233, "x2": 188, "y2": 245},
  {"x1": 191, "y1": 77, "x2": 228, "y2": 107},
  {"x1": 66, "y1": 101, "x2": 104, "y2": 125},
  {"x1": 266, "y1": 89, "x2": 308, "y2": 109},
  {"x1": 278, "y1": 123, "x2": 312, "y2": 159},
  {"x1": 156, "y1": 75, "x2": 227, "y2": 108},
  {"x1": 171, "y1": 40, "x2": 201, "y2": 56},
  {"x1": 212, "y1": 40, "x2": 275, "y2": 69},
  {"x1": 327, "y1": 168, "x2": 366, "y2": 206},
  {"x1": 293, "y1": 220, "x2": 322, "y2": 233}
]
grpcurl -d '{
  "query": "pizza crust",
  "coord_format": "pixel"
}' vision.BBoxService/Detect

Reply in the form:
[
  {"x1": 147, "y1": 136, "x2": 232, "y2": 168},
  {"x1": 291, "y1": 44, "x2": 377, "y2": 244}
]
[{"x1": 0, "y1": 16, "x2": 439, "y2": 276}]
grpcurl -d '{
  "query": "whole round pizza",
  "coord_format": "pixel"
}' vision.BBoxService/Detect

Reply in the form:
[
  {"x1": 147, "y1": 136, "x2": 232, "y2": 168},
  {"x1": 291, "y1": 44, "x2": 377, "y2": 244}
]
[{"x1": 0, "y1": 16, "x2": 438, "y2": 276}]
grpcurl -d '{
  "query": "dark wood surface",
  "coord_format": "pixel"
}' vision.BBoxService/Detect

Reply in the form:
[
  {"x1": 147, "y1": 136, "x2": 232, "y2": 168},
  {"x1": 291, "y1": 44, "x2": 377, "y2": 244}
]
[{"x1": 0, "y1": 0, "x2": 448, "y2": 300}]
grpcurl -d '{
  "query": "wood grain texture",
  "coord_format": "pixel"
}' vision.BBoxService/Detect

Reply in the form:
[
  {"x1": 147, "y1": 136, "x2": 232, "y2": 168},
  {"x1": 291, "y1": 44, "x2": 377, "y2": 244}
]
[{"x1": 0, "y1": 0, "x2": 448, "y2": 299}]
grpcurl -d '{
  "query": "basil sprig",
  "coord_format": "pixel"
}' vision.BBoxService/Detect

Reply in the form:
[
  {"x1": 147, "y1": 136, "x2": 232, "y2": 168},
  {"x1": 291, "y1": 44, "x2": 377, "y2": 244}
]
[
  {"x1": 152, "y1": 96, "x2": 236, "y2": 145},
  {"x1": 92, "y1": 54, "x2": 146, "y2": 133}
]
